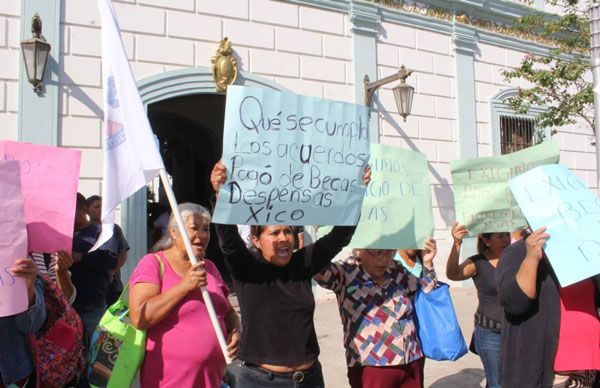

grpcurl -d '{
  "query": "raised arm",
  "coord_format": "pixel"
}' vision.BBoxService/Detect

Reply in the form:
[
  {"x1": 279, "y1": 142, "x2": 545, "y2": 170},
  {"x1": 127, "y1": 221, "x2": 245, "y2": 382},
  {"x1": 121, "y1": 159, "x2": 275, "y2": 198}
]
[
  {"x1": 496, "y1": 227, "x2": 548, "y2": 317},
  {"x1": 305, "y1": 225, "x2": 356, "y2": 275},
  {"x1": 515, "y1": 227, "x2": 548, "y2": 299},
  {"x1": 55, "y1": 250, "x2": 77, "y2": 303},
  {"x1": 445, "y1": 223, "x2": 477, "y2": 281}
]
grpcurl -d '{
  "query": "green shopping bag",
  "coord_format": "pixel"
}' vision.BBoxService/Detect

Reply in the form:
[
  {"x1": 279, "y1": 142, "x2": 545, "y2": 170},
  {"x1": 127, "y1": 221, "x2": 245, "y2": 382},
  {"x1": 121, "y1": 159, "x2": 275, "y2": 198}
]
[{"x1": 88, "y1": 256, "x2": 163, "y2": 388}]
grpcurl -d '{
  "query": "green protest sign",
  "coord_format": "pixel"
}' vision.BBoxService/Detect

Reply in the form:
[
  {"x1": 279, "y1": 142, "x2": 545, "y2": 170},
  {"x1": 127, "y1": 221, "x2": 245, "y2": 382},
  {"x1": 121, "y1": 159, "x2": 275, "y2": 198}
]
[
  {"x1": 319, "y1": 143, "x2": 434, "y2": 249},
  {"x1": 450, "y1": 140, "x2": 560, "y2": 234}
]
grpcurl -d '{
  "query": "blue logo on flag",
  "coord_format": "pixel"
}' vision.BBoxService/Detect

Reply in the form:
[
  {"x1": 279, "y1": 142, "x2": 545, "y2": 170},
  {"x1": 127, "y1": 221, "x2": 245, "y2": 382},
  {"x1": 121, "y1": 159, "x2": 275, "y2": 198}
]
[{"x1": 107, "y1": 76, "x2": 119, "y2": 108}]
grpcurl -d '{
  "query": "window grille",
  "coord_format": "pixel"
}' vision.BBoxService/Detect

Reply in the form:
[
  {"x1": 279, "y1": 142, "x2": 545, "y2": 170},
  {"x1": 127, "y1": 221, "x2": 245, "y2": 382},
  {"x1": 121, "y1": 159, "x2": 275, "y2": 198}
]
[{"x1": 499, "y1": 115, "x2": 535, "y2": 154}]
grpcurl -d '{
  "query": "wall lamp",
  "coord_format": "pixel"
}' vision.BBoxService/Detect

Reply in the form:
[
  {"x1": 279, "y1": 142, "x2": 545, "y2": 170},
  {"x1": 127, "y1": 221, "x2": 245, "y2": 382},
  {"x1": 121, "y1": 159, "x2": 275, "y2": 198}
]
[
  {"x1": 364, "y1": 65, "x2": 414, "y2": 121},
  {"x1": 20, "y1": 13, "x2": 51, "y2": 94}
]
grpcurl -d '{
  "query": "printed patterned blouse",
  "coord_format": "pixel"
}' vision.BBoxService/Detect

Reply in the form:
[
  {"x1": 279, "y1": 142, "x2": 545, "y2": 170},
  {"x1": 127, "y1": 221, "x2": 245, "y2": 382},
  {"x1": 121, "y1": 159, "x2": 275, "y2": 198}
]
[{"x1": 314, "y1": 256, "x2": 437, "y2": 367}]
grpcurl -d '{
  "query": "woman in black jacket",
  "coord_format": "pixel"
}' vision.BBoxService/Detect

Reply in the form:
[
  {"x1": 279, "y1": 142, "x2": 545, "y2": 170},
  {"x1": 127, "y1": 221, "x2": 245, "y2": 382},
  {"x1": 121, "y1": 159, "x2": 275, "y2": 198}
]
[{"x1": 210, "y1": 161, "x2": 370, "y2": 388}]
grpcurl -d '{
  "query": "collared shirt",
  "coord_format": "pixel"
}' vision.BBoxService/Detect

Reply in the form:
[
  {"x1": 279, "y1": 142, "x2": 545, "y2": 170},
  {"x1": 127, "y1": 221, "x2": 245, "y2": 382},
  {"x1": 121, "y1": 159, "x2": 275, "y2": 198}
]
[{"x1": 314, "y1": 256, "x2": 437, "y2": 367}]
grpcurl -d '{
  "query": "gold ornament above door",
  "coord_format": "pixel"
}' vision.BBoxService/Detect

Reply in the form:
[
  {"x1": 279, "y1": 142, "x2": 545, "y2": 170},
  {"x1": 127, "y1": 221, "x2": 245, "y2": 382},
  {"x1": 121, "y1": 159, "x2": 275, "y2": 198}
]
[{"x1": 211, "y1": 37, "x2": 238, "y2": 92}]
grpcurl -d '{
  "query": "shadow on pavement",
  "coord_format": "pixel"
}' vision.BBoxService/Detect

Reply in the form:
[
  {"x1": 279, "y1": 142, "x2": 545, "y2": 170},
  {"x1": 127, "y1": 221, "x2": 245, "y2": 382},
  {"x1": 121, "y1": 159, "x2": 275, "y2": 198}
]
[{"x1": 428, "y1": 368, "x2": 485, "y2": 388}]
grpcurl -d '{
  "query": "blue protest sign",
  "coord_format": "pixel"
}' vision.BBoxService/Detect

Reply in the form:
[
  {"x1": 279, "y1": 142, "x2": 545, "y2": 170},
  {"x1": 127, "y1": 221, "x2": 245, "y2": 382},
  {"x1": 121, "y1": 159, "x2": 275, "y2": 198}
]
[
  {"x1": 508, "y1": 164, "x2": 600, "y2": 286},
  {"x1": 213, "y1": 86, "x2": 371, "y2": 225}
]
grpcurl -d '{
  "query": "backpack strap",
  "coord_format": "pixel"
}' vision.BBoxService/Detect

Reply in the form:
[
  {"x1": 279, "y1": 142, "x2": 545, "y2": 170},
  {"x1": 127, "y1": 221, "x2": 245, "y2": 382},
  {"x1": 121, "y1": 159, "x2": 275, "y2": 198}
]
[{"x1": 154, "y1": 253, "x2": 164, "y2": 281}]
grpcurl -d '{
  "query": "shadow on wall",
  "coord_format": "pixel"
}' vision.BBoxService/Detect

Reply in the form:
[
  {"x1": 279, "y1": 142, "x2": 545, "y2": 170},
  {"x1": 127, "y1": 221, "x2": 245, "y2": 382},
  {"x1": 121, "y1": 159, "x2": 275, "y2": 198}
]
[
  {"x1": 428, "y1": 367, "x2": 485, "y2": 388},
  {"x1": 377, "y1": 103, "x2": 456, "y2": 228}
]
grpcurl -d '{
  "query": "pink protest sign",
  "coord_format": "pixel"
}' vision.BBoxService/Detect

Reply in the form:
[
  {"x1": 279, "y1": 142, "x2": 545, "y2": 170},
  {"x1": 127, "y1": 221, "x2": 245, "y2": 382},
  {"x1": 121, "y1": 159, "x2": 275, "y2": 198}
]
[
  {"x1": 0, "y1": 161, "x2": 29, "y2": 317},
  {"x1": 0, "y1": 141, "x2": 81, "y2": 253}
]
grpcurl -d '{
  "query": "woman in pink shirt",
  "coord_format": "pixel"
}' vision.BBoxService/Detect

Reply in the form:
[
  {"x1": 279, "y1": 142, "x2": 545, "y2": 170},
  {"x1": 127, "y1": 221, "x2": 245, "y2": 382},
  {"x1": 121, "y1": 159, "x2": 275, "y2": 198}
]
[{"x1": 129, "y1": 203, "x2": 241, "y2": 388}]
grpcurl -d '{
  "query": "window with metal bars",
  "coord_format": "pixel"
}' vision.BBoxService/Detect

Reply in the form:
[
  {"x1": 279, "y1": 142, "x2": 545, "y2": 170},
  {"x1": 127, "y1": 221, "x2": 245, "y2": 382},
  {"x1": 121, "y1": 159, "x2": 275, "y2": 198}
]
[{"x1": 499, "y1": 115, "x2": 536, "y2": 154}]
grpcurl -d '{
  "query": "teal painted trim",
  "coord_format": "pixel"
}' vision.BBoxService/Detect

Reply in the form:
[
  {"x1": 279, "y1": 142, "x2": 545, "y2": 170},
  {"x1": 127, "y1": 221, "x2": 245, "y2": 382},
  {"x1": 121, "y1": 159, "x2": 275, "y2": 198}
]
[
  {"x1": 120, "y1": 188, "x2": 147, "y2": 286},
  {"x1": 349, "y1": 1, "x2": 381, "y2": 36},
  {"x1": 349, "y1": 1, "x2": 380, "y2": 143},
  {"x1": 138, "y1": 67, "x2": 291, "y2": 105},
  {"x1": 490, "y1": 88, "x2": 547, "y2": 155},
  {"x1": 18, "y1": 0, "x2": 61, "y2": 145},
  {"x1": 121, "y1": 67, "x2": 289, "y2": 283},
  {"x1": 454, "y1": 27, "x2": 479, "y2": 159}
]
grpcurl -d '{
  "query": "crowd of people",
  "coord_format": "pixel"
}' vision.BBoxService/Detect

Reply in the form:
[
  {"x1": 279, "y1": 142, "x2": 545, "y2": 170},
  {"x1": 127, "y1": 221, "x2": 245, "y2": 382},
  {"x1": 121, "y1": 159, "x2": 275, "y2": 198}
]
[{"x1": 1, "y1": 160, "x2": 600, "y2": 388}]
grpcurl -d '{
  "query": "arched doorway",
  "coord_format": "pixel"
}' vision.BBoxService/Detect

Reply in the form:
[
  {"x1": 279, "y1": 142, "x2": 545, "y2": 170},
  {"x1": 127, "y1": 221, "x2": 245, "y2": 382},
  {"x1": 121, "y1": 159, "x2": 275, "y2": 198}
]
[{"x1": 120, "y1": 67, "x2": 289, "y2": 283}]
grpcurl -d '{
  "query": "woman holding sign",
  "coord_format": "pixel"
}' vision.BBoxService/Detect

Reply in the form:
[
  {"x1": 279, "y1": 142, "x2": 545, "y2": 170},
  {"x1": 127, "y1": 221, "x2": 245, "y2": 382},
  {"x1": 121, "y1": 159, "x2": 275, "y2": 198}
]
[
  {"x1": 210, "y1": 161, "x2": 370, "y2": 388},
  {"x1": 445, "y1": 223, "x2": 510, "y2": 388},
  {"x1": 497, "y1": 227, "x2": 600, "y2": 388},
  {"x1": 314, "y1": 241, "x2": 438, "y2": 388}
]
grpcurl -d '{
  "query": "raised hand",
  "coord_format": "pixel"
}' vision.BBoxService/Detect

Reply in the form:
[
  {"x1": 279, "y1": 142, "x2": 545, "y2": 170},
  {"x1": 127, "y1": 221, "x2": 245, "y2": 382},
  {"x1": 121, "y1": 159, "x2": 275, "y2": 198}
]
[
  {"x1": 56, "y1": 250, "x2": 74, "y2": 272},
  {"x1": 451, "y1": 222, "x2": 469, "y2": 244},
  {"x1": 525, "y1": 226, "x2": 549, "y2": 262},
  {"x1": 210, "y1": 161, "x2": 228, "y2": 197},
  {"x1": 421, "y1": 237, "x2": 437, "y2": 267},
  {"x1": 10, "y1": 258, "x2": 38, "y2": 304},
  {"x1": 362, "y1": 164, "x2": 372, "y2": 187}
]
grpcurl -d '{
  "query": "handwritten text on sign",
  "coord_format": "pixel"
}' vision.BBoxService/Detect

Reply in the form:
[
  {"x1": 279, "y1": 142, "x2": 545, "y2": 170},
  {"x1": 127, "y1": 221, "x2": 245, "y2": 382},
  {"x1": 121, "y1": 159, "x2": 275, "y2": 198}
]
[
  {"x1": 213, "y1": 86, "x2": 370, "y2": 225},
  {"x1": 0, "y1": 161, "x2": 29, "y2": 317},
  {"x1": 450, "y1": 141, "x2": 560, "y2": 234},
  {"x1": 323, "y1": 144, "x2": 434, "y2": 249},
  {"x1": 0, "y1": 141, "x2": 81, "y2": 253},
  {"x1": 509, "y1": 164, "x2": 600, "y2": 287}
]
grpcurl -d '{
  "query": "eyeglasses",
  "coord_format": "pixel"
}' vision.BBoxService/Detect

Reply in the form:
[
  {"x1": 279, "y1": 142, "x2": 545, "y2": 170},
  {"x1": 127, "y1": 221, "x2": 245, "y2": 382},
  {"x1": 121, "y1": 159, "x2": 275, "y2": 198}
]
[{"x1": 359, "y1": 249, "x2": 394, "y2": 258}]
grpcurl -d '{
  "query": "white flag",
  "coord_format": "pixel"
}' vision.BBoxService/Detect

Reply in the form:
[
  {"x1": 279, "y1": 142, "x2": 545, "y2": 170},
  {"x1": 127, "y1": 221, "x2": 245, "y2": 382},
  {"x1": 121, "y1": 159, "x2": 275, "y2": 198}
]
[{"x1": 93, "y1": 0, "x2": 164, "y2": 249}]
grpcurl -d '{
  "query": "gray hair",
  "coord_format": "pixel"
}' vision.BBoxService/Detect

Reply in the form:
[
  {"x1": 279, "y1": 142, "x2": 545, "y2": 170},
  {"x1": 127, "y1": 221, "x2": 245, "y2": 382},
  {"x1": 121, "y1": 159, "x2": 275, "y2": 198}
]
[{"x1": 151, "y1": 202, "x2": 211, "y2": 252}]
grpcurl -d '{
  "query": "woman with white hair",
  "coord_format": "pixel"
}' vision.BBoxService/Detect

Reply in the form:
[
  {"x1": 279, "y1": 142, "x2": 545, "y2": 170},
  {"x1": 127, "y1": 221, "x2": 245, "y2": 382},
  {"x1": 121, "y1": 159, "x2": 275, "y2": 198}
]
[{"x1": 129, "y1": 203, "x2": 241, "y2": 388}]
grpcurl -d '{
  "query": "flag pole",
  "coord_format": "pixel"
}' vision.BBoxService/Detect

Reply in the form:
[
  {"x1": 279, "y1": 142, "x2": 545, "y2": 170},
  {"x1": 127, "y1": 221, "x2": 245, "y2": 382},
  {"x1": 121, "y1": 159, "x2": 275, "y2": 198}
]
[{"x1": 158, "y1": 168, "x2": 232, "y2": 364}]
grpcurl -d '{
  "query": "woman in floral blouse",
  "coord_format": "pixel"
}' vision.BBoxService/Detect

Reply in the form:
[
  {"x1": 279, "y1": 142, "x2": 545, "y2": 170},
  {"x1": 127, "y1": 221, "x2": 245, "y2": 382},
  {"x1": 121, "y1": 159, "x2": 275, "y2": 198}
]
[{"x1": 314, "y1": 238, "x2": 437, "y2": 388}]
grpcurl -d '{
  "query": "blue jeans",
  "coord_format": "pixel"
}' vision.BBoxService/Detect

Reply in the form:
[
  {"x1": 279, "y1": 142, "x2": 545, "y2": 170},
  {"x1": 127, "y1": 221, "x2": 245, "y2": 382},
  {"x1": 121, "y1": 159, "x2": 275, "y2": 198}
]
[
  {"x1": 75, "y1": 307, "x2": 106, "y2": 388},
  {"x1": 474, "y1": 325, "x2": 501, "y2": 388},
  {"x1": 226, "y1": 360, "x2": 325, "y2": 388}
]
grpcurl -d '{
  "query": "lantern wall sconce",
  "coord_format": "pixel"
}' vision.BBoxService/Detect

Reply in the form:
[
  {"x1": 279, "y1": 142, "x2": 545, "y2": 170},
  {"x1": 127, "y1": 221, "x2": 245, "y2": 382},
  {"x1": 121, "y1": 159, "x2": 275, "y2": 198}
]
[
  {"x1": 364, "y1": 65, "x2": 414, "y2": 121},
  {"x1": 20, "y1": 13, "x2": 51, "y2": 94}
]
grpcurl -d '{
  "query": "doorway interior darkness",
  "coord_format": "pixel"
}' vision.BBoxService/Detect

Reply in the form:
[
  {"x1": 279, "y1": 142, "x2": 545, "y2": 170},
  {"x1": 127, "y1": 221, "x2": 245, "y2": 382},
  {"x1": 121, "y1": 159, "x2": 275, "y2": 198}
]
[{"x1": 147, "y1": 93, "x2": 230, "y2": 284}]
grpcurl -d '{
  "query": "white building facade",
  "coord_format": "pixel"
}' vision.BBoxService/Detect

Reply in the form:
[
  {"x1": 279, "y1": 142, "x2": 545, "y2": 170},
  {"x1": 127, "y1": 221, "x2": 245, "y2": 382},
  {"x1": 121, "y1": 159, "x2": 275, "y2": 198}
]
[{"x1": 1, "y1": 0, "x2": 597, "y2": 285}]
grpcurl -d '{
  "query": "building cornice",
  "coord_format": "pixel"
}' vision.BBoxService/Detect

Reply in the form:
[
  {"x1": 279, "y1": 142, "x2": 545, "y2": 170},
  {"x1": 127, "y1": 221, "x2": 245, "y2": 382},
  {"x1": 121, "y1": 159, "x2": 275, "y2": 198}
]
[
  {"x1": 349, "y1": 1, "x2": 382, "y2": 36},
  {"x1": 290, "y1": 0, "x2": 560, "y2": 55}
]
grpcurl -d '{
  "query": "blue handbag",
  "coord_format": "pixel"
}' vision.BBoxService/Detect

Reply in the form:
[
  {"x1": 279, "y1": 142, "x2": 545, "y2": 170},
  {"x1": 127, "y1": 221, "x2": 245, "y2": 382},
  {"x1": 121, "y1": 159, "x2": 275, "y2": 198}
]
[{"x1": 414, "y1": 283, "x2": 468, "y2": 361}]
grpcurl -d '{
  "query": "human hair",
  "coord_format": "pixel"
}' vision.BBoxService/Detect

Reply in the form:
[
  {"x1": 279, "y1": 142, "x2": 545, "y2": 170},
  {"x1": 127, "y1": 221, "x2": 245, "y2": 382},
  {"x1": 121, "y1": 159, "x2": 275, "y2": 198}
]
[
  {"x1": 250, "y1": 225, "x2": 266, "y2": 238},
  {"x1": 76, "y1": 192, "x2": 87, "y2": 211},
  {"x1": 86, "y1": 194, "x2": 101, "y2": 208},
  {"x1": 151, "y1": 203, "x2": 212, "y2": 252},
  {"x1": 477, "y1": 233, "x2": 493, "y2": 255}
]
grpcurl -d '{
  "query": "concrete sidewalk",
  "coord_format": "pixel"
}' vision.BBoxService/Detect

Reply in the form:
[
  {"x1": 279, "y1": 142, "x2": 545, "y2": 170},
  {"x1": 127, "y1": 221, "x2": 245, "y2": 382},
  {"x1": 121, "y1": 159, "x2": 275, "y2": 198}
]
[{"x1": 314, "y1": 287, "x2": 486, "y2": 388}]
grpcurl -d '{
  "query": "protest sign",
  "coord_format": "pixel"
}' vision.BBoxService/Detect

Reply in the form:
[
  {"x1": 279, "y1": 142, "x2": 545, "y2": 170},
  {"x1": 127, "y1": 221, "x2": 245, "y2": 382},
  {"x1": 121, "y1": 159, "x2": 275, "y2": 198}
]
[
  {"x1": 450, "y1": 141, "x2": 560, "y2": 234},
  {"x1": 0, "y1": 161, "x2": 29, "y2": 317},
  {"x1": 508, "y1": 164, "x2": 600, "y2": 286},
  {"x1": 0, "y1": 141, "x2": 81, "y2": 253},
  {"x1": 213, "y1": 86, "x2": 371, "y2": 225},
  {"x1": 319, "y1": 144, "x2": 434, "y2": 249}
]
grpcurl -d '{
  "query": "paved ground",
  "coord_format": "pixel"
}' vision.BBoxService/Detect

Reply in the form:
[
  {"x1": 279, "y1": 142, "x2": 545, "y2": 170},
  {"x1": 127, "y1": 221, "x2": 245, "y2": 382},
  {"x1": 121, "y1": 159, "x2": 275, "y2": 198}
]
[{"x1": 314, "y1": 287, "x2": 486, "y2": 388}]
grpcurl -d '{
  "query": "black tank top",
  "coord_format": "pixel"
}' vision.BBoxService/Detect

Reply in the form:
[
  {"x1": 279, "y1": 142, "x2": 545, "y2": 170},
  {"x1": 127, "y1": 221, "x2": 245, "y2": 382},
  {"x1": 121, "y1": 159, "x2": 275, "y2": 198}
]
[{"x1": 471, "y1": 254, "x2": 503, "y2": 325}]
